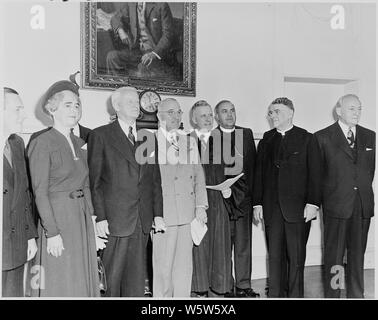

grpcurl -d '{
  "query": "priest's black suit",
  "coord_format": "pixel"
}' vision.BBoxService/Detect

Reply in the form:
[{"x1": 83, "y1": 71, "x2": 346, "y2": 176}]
[{"x1": 253, "y1": 126, "x2": 321, "y2": 297}]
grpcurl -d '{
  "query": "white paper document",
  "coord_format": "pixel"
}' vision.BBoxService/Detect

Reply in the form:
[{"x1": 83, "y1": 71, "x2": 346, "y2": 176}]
[
  {"x1": 206, "y1": 173, "x2": 244, "y2": 191},
  {"x1": 191, "y1": 218, "x2": 208, "y2": 246}
]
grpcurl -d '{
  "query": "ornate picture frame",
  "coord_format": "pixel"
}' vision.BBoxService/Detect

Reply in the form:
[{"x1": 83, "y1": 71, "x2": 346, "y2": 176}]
[{"x1": 81, "y1": 2, "x2": 196, "y2": 96}]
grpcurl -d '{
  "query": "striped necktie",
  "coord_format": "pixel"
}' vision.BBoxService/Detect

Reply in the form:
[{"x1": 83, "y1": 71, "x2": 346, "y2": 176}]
[
  {"x1": 128, "y1": 126, "x2": 136, "y2": 145},
  {"x1": 4, "y1": 140, "x2": 12, "y2": 167}
]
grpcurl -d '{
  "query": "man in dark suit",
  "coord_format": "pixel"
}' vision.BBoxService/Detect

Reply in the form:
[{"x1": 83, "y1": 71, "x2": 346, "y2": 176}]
[
  {"x1": 88, "y1": 86, "x2": 163, "y2": 297},
  {"x1": 106, "y1": 2, "x2": 175, "y2": 78},
  {"x1": 311, "y1": 94, "x2": 375, "y2": 298},
  {"x1": 213, "y1": 100, "x2": 259, "y2": 297},
  {"x1": 253, "y1": 97, "x2": 320, "y2": 298},
  {"x1": 3, "y1": 87, "x2": 38, "y2": 297}
]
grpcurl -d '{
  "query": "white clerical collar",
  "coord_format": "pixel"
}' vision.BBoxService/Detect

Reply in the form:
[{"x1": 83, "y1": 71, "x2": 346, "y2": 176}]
[
  {"x1": 194, "y1": 129, "x2": 211, "y2": 143},
  {"x1": 338, "y1": 120, "x2": 356, "y2": 139},
  {"x1": 277, "y1": 125, "x2": 294, "y2": 136},
  {"x1": 118, "y1": 117, "x2": 137, "y2": 139},
  {"x1": 219, "y1": 126, "x2": 235, "y2": 133}
]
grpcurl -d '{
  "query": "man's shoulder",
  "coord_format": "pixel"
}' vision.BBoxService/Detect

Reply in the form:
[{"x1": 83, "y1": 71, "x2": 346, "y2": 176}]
[
  {"x1": 314, "y1": 123, "x2": 336, "y2": 138},
  {"x1": 29, "y1": 127, "x2": 52, "y2": 143},
  {"x1": 357, "y1": 124, "x2": 376, "y2": 138},
  {"x1": 93, "y1": 122, "x2": 114, "y2": 135}
]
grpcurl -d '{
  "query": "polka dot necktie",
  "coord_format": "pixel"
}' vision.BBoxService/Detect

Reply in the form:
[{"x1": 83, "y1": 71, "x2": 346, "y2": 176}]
[{"x1": 347, "y1": 128, "x2": 355, "y2": 148}]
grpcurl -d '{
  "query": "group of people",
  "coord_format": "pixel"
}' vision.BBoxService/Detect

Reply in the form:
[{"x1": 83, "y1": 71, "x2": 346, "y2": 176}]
[{"x1": 2, "y1": 80, "x2": 375, "y2": 299}]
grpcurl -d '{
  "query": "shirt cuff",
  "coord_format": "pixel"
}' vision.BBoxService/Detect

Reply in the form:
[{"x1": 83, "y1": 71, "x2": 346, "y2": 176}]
[
  {"x1": 253, "y1": 205, "x2": 262, "y2": 209},
  {"x1": 306, "y1": 204, "x2": 319, "y2": 209},
  {"x1": 152, "y1": 51, "x2": 161, "y2": 60}
]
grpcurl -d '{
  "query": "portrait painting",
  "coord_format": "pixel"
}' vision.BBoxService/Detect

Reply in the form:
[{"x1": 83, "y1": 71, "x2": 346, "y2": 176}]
[{"x1": 81, "y1": 2, "x2": 196, "y2": 96}]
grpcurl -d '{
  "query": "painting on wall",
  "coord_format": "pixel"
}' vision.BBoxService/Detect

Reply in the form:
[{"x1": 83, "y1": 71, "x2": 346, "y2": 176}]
[{"x1": 81, "y1": 2, "x2": 196, "y2": 96}]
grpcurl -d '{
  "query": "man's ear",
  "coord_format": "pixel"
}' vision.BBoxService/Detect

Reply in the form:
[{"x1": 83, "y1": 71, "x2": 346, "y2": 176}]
[
  {"x1": 335, "y1": 106, "x2": 341, "y2": 117},
  {"x1": 214, "y1": 113, "x2": 219, "y2": 124}
]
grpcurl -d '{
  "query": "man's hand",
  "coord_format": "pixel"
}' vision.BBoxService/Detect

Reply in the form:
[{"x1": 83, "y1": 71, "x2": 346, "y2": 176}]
[
  {"x1": 195, "y1": 207, "x2": 208, "y2": 226},
  {"x1": 253, "y1": 206, "x2": 263, "y2": 225},
  {"x1": 95, "y1": 236, "x2": 108, "y2": 251},
  {"x1": 221, "y1": 188, "x2": 232, "y2": 199},
  {"x1": 304, "y1": 204, "x2": 318, "y2": 223},
  {"x1": 154, "y1": 216, "x2": 167, "y2": 233},
  {"x1": 96, "y1": 220, "x2": 110, "y2": 238},
  {"x1": 141, "y1": 52, "x2": 157, "y2": 67},
  {"x1": 27, "y1": 238, "x2": 38, "y2": 261},
  {"x1": 118, "y1": 28, "x2": 130, "y2": 46},
  {"x1": 47, "y1": 234, "x2": 64, "y2": 258}
]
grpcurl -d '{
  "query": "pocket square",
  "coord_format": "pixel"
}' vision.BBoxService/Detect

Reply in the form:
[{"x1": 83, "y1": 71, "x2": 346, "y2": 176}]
[
  {"x1": 152, "y1": 18, "x2": 158, "y2": 22},
  {"x1": 366, "y1": 148, "x2": 373, "y2": 151},
  {"x1": 149, "y1": 151, "x2": 155, "y2": 157},
  {"x1": 81, "y1": 143, "x2": 87, "y2": 150}
]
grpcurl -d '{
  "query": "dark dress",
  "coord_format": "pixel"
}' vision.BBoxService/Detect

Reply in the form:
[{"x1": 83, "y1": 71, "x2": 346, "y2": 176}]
[
  {"x1": 191, "y1": 133, "x2": 233, "y2": 295},
  {"x1": 28, "y1": 128, "x2": 99, "y2": 297}
]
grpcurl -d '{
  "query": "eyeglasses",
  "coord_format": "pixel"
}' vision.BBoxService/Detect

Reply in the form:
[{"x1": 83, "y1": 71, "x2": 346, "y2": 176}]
[
  {"x1": 160, "y1": 109, "x2": 183, "y2": 117},
  {"x1": 268, "y1": 109, "x2": 283, "y2": 117}
]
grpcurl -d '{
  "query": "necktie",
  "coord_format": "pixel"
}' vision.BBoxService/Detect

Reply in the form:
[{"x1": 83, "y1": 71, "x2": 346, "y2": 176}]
[
  {"x1": 137, "y1": 2, "x2": 144, "y2": 12},
  {"x1": 4, "y1": 140, "x2": 12, "y2": 168},
  {"x1": 128, "y1": 126, "x2": 136, "y2": 145},
  {"x1": 199, "y1": 134, "x2": 207, "y2": 152},
  {"x1": 170, "y1": 133, "x2": 179, "y2": 152},
  {"x1": 347, "y1": 128, "x2": 355, "y2": 148}
]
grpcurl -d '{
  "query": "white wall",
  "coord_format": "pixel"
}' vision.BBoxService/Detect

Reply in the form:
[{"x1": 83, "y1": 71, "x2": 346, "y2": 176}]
[{"x1": 3, "y1": 2, "x2": 376, "y2": 280}]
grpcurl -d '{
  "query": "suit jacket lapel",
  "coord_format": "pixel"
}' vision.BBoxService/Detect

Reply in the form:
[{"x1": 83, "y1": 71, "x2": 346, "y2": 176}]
[
  {"x1": 145, "y1": 2, "x2": 155, "y2": 20},
  {"x1": 356, "y1": 125, "x2": 367, "y2": 155},
  {"x1": 109, "y1": 121, "x2": 139, "y2": 170},
  {"x1": 8, "y1": 137, "x2": 22, "y2": 210},
  {"x1": 129, "y1": 2, "x2": 137, "y2": 45},
  {"x1": 331, "y1": 122, "x2": 354, "y2": 161}
]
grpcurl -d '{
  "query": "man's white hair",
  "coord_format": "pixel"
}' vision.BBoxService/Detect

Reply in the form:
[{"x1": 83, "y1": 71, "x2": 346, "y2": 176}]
[{"x1": 111, "y1": 86, "x2": 138, "y2": 110}]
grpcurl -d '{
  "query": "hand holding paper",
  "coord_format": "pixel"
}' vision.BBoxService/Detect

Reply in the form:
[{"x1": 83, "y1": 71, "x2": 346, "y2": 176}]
[{"x1": 206, "y1": 173, "x2": 244, "y2": 191}]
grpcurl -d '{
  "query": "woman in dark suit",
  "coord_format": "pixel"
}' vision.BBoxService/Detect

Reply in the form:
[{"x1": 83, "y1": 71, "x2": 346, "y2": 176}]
[{"x1": 28, "y1": 80, "x2": 104, "y2": 297}]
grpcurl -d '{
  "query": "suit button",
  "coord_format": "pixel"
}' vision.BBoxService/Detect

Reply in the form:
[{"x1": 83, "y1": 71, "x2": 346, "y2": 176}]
[
  {"x1": 354, "y1": 187, "x2": 358, "y2": 190},
  {"x1": 190, "y1": 175, "x2": 193, "y2": 179},
  {"x1": 190, "y1": 192, "x2": 193, "y2": 195},
  {"x1": 26, "y1": 225, "x2": 29, "y2": 230},
  {"x1": 11, "y1": 227, "x2": 15, "y2": 233},
  {"x1": 3, "y1": 189, "x2": 8, "y2": 195},
  {"x1": 174, "y1": 177, "x2": 178, "y2": 180}
]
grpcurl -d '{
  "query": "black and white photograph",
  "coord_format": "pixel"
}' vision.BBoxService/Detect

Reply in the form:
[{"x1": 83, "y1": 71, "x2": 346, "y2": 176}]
[{"x1": 1, "y1": 0, "x2": 376, "y2": 305}]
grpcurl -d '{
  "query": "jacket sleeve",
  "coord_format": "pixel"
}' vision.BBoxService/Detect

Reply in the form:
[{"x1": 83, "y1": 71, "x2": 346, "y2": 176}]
[
  {"x1": 252, "y1": 135, "x2": 266, "y2": 207},
  {"x1": 154, "y1": 3, "x2": 174, "y2": 58},
  {"x1": 28, "y1": 138, "x2": 59, "y2": 238},
  {"x1": 153, "y1": 162, "x2": 163, "y2": 218},
  {"x1": 306, "y1": 133, "x2": 323, "y2": 207},
  {"x1": 19, "y1": 138, "x2": 38, "y2": 239},
  {"x1": 194, "y1": 164, "x2": 208, "y2": 209},
  {"x1": 87, "y1": 130, "x2": 107, "y2": 222}
]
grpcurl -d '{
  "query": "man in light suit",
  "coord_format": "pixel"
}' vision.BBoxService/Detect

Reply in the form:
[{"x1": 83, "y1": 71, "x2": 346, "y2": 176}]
[
  {"x1": 88, "y1": 86, "x2": 163, "y2": 297},
  {"x1": 153, "y1": 98, "x2": 208, "y2": 297},
  {"x1": 106, "y1": 2, "x2": 175, "y2": 78},
  {"x1": 311, "y1": 94, "x2": 375, "y2": 298},
  {"x1": 253, "y1": 97, "x2": 320, "y2": 297},
  {"x1": 3, "y1": 87, "x2": 38, "y2": 297}
]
